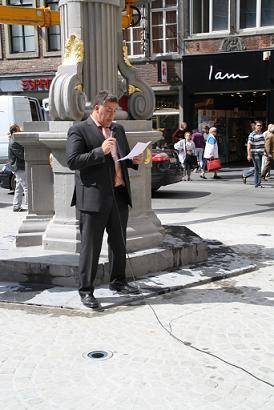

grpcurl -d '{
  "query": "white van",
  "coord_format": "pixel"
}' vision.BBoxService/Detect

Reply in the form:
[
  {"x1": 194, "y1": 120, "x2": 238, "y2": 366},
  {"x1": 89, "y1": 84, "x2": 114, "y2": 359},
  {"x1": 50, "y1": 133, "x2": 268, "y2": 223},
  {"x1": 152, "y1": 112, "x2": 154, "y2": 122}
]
[{"x1": 0, "y1": 95, "x2": 44, "y2": 163}]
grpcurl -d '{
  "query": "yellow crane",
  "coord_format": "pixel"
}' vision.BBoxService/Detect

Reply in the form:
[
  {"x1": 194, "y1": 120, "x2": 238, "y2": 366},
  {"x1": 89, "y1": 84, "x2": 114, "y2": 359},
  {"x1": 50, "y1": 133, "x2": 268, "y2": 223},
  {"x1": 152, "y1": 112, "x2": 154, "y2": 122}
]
[
  {"x1": 0, "y1": 5, "x2": 60, "y2": 27},
  {"x1": 0, "y1": 3, "x2": 141, "y2": 29}
]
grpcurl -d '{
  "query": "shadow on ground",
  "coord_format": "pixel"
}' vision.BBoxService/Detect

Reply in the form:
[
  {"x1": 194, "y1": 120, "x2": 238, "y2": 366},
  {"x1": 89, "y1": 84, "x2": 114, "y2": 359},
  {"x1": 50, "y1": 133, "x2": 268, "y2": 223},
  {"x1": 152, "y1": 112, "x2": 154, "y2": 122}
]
[
  {"x1": 152, "y1": 190, "x2": 211, "y2": 199},
  {"x1": 0, "y1": 239, "x2": 273, "y2": 312}
]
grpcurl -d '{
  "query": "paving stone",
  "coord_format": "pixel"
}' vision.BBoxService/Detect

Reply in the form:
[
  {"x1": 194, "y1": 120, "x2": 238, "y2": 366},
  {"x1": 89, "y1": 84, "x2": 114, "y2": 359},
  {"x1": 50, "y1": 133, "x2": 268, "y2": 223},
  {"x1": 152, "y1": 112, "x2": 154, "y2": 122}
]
[{"x1": 0, "y1": 170, "x2": 274, "y2": 408}]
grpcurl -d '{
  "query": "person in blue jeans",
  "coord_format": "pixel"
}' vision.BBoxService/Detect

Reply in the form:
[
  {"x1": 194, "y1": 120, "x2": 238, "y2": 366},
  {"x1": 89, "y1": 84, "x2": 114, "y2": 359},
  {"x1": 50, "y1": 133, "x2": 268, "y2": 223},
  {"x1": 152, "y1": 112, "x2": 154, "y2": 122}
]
[
  {"x1": 247, "y1": 120, "x2": 265, "y2": 188},
  {"x1": 8, "y1": 124, "x2": 28, "y2": 211}
]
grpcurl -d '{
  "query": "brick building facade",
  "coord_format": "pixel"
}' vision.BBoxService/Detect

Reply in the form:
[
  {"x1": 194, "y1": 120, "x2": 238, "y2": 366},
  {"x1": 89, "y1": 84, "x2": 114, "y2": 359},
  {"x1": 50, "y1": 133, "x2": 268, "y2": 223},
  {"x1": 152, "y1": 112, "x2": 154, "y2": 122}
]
[{"x1": 0, "y1": 0, "x2": 274, "y2": 161}]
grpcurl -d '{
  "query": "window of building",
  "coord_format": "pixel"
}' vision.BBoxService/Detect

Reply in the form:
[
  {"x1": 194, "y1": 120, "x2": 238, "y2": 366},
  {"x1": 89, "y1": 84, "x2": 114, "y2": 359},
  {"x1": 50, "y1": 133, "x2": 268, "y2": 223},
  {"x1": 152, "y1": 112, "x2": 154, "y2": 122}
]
[
  {"x1": 239, "y1": 0, "x2": 274, "y2": 29},
  {"x1": 240, "y1": 0, "x2": 256, "y2": 28},
  {"x1": 123, "y1": 7, "x2": 145, "y2": 57},
  {"x1": 191, "y1": 0, "x2": 229, "y2": 34},
  {"x1": 261, "y1": 0, "x2": 274, "y2": 26},
  {"x1": 8, "y1": 0, "x2": 36, "y2": 53},
  {"x1": 0, "y1": 31, "x2": 2, "y2": 60},
  {"x1": 3, "y1": 0, "x2": 38, "y2": 58},
  {"x1": 45, "y1": 0, "x2": 61, "y2": 52},
  {"x1": 151, "y1": 0, "x2": 177, "y2": 55}
]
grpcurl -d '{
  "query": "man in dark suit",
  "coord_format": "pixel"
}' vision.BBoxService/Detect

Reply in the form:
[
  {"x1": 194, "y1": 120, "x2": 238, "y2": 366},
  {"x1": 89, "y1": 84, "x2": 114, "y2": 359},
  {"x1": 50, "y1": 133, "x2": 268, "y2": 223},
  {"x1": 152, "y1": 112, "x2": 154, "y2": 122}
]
[{"x1": 66, "y1": 90, "x2": 143, "y2": 309}]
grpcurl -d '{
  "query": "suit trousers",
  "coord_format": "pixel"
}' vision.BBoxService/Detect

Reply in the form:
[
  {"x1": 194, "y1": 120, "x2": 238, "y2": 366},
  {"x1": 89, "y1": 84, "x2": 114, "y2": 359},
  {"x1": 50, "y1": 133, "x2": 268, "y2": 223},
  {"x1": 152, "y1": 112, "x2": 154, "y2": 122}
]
[{"x1": 78, "y1": 186, "x2": 129, "y2": 297}]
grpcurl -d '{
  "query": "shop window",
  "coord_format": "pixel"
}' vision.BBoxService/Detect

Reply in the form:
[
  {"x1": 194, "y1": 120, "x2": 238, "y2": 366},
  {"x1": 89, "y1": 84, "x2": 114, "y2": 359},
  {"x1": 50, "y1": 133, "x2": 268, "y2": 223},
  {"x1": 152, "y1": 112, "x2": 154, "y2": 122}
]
[
  {"x1": 191, "y1": 0, "x2": 229, "y2": 34},
  {"x1": 239, "y1": 0, "x2": 274, "y2": 29},
  {"x1": 3, "y1": 0, "x2": 39, "y2": 58},
  {"x1": 151, "y1": 0, "x2": 177, "y2": 55},
  {"x1": 123, "y1": 7, "x2": 145, "y2": 57}
]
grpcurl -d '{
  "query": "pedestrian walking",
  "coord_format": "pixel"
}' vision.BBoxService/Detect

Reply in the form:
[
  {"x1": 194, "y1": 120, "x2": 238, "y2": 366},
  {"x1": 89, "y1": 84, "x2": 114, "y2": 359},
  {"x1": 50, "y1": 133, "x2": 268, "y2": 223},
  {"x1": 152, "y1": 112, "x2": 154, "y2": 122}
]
[
  {"x1": 242, "y1": 120, "x2": 256, "y2": 184},
  {"x1": 203, "y1": 125, "x2": 210, "y2": 142},
  {"x1": 247, "y1": 120, "x2": 265, "y2": 188},
  {"x1": 174, "y1": 136, "x2": 186, "y2": 172},
  {"x1": 200, "y1": 127, "x2": 221, "y2": 179},
  {"x1": 261, "y1": 123, "x2": 273, "y2": 179},
  {"x1": 172, "y1": 121, "x2": 188, "y2": 143},
  {"x1": 261, "y1": 124, "x2": 274, "y2": 180},
  {"x1": 192, "y1": 129, "x2": 205, "y2": 171},
  {"x1": 66, "y1": 90, "x2": 143, "y2": 310},
  {"x1": 8, "y1": 124, "x2": 28, "y2": 212},
  {"x1": 183, "y1": 131, "x2": 196, "y2": 181}
]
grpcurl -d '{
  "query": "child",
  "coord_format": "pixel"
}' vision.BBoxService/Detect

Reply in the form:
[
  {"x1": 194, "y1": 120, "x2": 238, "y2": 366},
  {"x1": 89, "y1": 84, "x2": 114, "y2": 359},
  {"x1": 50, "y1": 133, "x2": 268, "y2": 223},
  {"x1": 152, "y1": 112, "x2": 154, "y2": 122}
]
[{"x1": 184, "y1": 132, "x2": 197, "y2": 181}]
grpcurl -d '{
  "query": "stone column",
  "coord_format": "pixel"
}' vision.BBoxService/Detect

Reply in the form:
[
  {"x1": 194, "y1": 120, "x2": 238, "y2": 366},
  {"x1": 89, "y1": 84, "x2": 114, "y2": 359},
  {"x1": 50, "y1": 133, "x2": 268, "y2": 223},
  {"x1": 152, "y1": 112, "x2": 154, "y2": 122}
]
[{"x1": 59, "y1": 0, "x2": 120, "y2": 102}]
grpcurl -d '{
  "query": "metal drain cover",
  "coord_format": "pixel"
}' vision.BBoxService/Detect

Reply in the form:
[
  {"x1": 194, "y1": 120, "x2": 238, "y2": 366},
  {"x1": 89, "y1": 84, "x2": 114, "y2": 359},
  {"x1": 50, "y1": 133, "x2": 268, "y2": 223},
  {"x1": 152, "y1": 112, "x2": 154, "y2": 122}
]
[{"x1": 83, "y1": 350, "x2": 113, "y2": 361}]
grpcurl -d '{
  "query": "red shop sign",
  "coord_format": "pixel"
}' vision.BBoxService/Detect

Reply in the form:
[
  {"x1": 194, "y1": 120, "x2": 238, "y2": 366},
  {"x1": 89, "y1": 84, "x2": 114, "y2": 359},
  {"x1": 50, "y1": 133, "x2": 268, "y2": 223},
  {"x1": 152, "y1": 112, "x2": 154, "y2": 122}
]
[{"x1": 21, "y1": 77, "x2": 53, "y2": 92}]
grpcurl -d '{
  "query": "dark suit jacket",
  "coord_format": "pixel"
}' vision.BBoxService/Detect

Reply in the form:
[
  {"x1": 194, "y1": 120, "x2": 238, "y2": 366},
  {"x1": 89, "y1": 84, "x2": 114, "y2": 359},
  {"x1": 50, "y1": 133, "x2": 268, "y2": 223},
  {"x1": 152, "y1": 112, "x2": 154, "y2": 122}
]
[{"x1": 66, "y1": 117, "x2": 137, "y2": 212}]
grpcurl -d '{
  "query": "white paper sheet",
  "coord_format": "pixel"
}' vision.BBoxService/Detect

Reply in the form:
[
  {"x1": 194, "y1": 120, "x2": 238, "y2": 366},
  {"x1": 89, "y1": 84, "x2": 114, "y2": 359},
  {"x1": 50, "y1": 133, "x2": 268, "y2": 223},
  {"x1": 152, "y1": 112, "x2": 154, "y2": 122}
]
[{"x1": 117, "y1": 141, "x2": 152, "y2": 161}]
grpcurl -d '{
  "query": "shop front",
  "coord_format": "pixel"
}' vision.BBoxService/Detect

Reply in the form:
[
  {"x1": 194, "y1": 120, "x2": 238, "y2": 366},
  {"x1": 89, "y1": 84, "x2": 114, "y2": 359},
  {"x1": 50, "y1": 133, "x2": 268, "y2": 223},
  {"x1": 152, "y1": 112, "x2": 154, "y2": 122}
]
[
  {"x1": 0, "y1": 73, "x2": 55, "y2": 103},
  {"x1": 183, "y1": 50, "x2": 274, "y2": 163},
  {"x1": 152, "y1": 89, "x2": 180, "y2": 146}
]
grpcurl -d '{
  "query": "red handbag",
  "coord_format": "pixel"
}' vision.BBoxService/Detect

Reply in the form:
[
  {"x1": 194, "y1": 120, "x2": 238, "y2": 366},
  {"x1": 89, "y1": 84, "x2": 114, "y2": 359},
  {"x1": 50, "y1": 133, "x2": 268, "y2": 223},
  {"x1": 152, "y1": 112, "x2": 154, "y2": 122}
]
[{"x1": 207, "y1": 159, "x2": 221, "y2": 171}]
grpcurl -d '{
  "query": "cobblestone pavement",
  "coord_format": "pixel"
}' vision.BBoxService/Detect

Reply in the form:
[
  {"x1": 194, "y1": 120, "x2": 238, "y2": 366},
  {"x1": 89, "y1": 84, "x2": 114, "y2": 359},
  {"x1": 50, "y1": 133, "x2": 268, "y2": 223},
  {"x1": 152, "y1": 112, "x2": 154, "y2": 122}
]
[
  {"x1": 0, "y1": 266, "x2": 274, "y2": 409},
  {"x1": 0, "y1": 167, "x2": 274, "y2": 409}
]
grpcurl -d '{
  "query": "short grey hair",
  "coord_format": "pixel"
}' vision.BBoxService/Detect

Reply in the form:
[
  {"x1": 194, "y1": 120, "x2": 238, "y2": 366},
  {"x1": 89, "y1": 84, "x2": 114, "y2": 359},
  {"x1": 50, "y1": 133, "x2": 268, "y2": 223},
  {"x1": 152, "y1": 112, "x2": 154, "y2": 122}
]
[
  {"x1": 209, "y1": 127, "x2": 217, "y2": 133},
  {"x1": 92, "y1": 90, "x2": 118, "y2": 108}
]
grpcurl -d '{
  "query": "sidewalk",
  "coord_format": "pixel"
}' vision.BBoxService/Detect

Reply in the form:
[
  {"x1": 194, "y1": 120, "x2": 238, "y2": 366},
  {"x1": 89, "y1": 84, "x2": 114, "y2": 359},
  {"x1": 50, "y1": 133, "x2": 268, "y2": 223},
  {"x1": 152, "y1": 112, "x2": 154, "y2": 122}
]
[
  {"x1": 1, "y1": 166, "x2": 274, "y2": 410},
  {"x1": 1, "y1": 165, "x2": 269, "y2": 311}
]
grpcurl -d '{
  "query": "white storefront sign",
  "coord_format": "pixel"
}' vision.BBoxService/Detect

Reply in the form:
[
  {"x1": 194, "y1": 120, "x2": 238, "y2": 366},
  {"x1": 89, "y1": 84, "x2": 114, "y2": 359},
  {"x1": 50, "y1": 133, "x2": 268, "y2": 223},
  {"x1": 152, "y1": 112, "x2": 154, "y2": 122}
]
[{"x1": 208, "y1": 65, "x2": 249, "y2": 81}]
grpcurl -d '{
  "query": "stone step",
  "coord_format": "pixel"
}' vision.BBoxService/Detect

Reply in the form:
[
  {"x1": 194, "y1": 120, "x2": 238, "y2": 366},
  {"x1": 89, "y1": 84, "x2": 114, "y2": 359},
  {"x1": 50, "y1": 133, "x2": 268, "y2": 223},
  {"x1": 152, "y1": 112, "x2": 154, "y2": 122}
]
[{"x1": 0, "y1": 225, "x2": 208, "y2": 287}]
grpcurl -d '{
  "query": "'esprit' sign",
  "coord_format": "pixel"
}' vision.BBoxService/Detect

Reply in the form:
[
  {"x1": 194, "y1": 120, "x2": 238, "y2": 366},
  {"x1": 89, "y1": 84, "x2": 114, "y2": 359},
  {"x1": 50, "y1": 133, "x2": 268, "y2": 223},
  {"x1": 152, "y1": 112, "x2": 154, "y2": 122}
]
[
  {"x1": 21, "y1": 78, "x2": 53, "y2": 91},
  {"x1": 208, "y1": 65, "x2": 249, "y2": 81}
]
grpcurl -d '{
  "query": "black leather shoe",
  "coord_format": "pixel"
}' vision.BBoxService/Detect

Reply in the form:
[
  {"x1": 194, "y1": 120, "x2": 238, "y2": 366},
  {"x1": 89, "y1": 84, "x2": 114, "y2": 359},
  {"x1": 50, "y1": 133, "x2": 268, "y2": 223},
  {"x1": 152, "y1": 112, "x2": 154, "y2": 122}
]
[
  {"x1": 13, "y1": 207, "x2": 27, "y2": 212},
  {"x1": 109, "y1": 282, "x2": 140, "y2": 295},
  {"x1": 81, "y1": 294, "x2": 101, "y2": 309}
]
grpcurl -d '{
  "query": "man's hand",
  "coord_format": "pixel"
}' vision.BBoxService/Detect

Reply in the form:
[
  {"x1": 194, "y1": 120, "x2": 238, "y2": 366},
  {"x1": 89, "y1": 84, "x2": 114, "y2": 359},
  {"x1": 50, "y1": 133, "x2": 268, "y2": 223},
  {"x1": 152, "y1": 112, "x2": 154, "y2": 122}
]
[
  {"x1": 247, "y1": 154, "x2": 252, "y2": 161},
  {"x1": 101, "y1": 137, "x2": 116, "y2": 155},
  {"x1": 132, "y1": 153, "x2": 144, "y2": 164}
]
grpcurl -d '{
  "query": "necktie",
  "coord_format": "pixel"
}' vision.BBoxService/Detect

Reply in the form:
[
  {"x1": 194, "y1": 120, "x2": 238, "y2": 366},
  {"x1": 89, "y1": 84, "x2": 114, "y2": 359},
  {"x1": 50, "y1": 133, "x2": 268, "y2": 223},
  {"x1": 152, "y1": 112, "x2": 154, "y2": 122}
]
[{"x1": 102, "y1": 127, "x2": 124, "y2": 187}]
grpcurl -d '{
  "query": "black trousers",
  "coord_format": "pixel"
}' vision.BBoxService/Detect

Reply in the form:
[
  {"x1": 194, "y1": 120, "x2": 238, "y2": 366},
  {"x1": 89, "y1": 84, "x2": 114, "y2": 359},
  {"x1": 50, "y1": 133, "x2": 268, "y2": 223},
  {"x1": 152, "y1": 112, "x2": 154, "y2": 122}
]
[{"x1": 78, "y1": 187, "x2": 129, "y2": 297}]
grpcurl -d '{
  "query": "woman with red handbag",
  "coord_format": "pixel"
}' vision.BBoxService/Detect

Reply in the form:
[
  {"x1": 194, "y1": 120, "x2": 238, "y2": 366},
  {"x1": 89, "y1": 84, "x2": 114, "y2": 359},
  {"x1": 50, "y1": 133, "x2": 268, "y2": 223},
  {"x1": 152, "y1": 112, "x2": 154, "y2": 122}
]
[{"x1": 200, "y1": 127, "x2": 221, "y2": 179}]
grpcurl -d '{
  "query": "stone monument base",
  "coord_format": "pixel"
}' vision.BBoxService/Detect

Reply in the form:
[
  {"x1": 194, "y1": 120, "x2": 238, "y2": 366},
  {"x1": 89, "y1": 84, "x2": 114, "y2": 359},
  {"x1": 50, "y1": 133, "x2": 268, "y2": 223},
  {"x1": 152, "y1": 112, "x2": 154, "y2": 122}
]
[{"x1": 0, "y1": 226, "x2": 207, "y2": 288}]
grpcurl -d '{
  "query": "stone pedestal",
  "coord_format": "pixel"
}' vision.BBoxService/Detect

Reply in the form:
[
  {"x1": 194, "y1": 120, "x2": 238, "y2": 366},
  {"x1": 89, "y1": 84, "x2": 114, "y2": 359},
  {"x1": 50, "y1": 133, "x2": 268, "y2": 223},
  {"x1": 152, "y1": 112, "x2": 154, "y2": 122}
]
[
  {"x1": 14, "y1": 123, "x2": 55, "y2": 246},
  {"x1": 16, "y1": 120, "x2": 163, "y2": 254},
  {"x1": 39, "y1": 126, "x2": 80, "y2": 253},
  {"x1": 118, "y1": 120, "x2": 164, "y2": 253}
]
